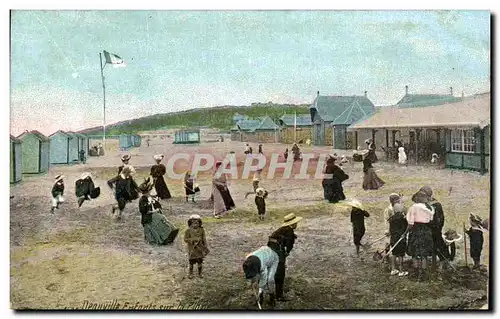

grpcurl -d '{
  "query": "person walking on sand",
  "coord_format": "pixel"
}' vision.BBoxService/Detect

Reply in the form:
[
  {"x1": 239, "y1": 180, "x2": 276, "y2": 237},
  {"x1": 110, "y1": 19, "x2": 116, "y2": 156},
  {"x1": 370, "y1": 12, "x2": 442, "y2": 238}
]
[
  {"x1": 184, "y1": 214, "x2": 209, "y2": 278},
  {"x1": 267, "y1": 213, "x2": 302, "y2": 302},
  {"x1": 362, "y1": 156, "x2": 385, "y2": 190},
  {"x1": 150, "y1": 154, "x2": 172, "y2": 200}
]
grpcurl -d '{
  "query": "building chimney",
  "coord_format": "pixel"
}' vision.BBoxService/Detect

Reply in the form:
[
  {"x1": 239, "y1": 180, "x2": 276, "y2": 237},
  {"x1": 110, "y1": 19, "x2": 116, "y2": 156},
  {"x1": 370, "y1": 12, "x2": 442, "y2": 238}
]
[
  {"x1": 405, "y1": 85, "x2": 409, "y2": 95},
  {"x1": 450, "y1": 87, "x2": 453, "y2": 96},
  {"x1": 364, "y1": 91, "x2": 367, "y2": 97}
]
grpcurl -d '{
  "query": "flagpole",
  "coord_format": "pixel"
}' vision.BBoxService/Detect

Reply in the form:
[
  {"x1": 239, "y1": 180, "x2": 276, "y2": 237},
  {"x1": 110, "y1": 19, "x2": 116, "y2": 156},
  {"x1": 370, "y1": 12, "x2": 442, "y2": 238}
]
[{"x1": 99, "y1": 53, "x2": 106, "y2": 149}]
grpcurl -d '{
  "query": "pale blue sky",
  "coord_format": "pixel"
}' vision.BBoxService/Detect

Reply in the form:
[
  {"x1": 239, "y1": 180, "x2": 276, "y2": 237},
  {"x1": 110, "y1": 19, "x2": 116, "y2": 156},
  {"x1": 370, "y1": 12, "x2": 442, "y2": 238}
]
[{"x1": 10, "y1": 10, "x2": 490, "y2": 135}]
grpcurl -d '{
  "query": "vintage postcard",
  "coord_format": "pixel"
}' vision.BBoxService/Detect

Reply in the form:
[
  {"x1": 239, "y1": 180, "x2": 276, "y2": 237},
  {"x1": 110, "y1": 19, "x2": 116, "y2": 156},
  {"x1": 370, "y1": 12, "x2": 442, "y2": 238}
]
[{"x1": 9, "y1": 10, "x2": 490, "y2": 310}]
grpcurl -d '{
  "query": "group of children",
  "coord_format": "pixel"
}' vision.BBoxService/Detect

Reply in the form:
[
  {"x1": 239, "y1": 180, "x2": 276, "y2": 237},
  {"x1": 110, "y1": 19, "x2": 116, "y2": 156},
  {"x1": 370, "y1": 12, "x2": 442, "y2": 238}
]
[{"x1": 342, "y1": 188, "x2": 488, "y2": 280}]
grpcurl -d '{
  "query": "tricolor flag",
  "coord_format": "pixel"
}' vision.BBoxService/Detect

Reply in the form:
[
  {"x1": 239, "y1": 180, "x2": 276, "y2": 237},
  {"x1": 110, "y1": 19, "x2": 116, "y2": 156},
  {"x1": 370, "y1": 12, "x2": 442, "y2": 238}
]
[{"x1": 103, "y1": 50, "x2": 126, "y2": 68}]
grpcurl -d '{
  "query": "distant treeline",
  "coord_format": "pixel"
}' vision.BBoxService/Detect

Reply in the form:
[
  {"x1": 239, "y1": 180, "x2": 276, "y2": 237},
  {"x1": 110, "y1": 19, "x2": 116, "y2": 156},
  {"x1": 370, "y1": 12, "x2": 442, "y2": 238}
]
[{"x1": 79, "y1": 102, "x2": 311, "y2": 135}]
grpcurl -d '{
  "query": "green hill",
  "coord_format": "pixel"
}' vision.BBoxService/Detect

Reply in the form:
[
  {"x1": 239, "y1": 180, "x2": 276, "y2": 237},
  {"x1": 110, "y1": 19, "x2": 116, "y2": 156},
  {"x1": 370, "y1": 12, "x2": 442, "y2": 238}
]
[{"x1": 79, "y1": 102, "x2": 311, "y2": 136}]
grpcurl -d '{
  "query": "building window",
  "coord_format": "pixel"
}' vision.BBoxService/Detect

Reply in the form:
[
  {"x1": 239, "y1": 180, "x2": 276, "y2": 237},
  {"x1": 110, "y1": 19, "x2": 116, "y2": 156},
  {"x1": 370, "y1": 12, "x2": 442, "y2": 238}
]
[{"x1": 451, "y1": 129, "x2": 475, "y2": 153}]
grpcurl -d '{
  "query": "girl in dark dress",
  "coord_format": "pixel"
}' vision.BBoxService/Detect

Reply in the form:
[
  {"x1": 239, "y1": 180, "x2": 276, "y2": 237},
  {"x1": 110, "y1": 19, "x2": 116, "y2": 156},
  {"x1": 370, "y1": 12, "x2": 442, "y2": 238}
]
[
  {"x1": 183, "y1": 170, "x2": 197, "y2": 203},
  {"x1": 150, "y1": 154, "x2": 172, "y2": 200},
  {"x1": 388, "y1": 202, "x2": 408, "y2": 276},
  {"x1": 465, "y1": 214, "x2": 486, "y2": 269},
  {"x1": 346, "y1": 200, "x2": 370, "y2": 256},
  {"x1": 322, "y1": 156, "x2": 349, "y2": 203},
  {"x1": 107, "y1": 166, "x2": 139, "y2": 220},
  {"x1": 255, "y1": 187, "x2": 269, "y2": 221},
  {"x1": 362, "y1": 157, "x2": 385, "y2": 190},
  {"x1": 138, "y1": 178, "x2": 179, "y2": 245}
]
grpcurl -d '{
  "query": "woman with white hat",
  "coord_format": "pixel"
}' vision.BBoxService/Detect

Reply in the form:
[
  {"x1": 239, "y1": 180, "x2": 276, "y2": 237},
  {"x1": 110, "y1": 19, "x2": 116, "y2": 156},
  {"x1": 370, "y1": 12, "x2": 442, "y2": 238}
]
[
  {"x1": 118, "y1": 154, "x2": 135, "y2": 175},
  {"x1": 150, "y1": 154, "x2": 171, "y2": 200},
  {"x1": 267, "y1": 213, "x2": 303, "y2": 302}
]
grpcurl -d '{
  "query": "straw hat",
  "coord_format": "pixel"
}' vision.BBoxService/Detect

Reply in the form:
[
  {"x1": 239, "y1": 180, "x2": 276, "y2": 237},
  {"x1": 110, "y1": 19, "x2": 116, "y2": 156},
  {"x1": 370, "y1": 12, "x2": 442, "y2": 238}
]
[
  {"x1": 443, "y1": 229, "x2": 462, "y2": 244},
  {"x1": 54, "y1": 175, "x2": 64, "y2": 182},
  {"x1": 153, "y1": 154, "x2": 164, "y2": 161},
  {"x1": 282, "y1": 213, "x2": 303, "y2": 227},
  {"x1": 338, "y1": 199, "x2": 364, "y2": 211},
  {"x1": 121, "y1": 154, "x2": 131, "y2": 162}
]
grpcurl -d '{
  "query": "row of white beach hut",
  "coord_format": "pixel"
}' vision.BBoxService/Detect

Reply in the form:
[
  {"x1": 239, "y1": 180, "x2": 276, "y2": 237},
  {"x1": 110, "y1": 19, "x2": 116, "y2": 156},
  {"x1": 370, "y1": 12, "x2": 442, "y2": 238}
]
[{"x1": 10, "y1": 130, "x2": 90, "y2": 184}]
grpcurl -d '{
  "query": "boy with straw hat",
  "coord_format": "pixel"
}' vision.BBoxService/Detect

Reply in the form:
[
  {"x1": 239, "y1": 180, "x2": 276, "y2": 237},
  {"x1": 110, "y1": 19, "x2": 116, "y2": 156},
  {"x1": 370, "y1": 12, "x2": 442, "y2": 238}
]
[
  {"x1": 339, "y1": 199, "x2": 370, "y2": 256},
  {"x1": 267, "y1": 213, "x2": 303, "y2": 302}
]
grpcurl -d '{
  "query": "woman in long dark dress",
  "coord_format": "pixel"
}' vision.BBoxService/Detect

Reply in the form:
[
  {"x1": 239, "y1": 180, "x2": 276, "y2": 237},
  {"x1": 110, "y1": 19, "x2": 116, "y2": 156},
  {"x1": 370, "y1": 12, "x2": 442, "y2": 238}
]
[
  {"x1": 138, "y1": 178, "x2": 179, "y2": 245},
  {"x1": 150, "y1": 154, "x2": 171, "y2": 200},
  {"x1": 365, "y1": 139, "x2": 378, "y2": 163},
  {"x1": 322, "y1": 156, "x2": 349, "y2": 203},
  {"x1": 362, "y1": 157, "x2": 385, "y2": 190}
]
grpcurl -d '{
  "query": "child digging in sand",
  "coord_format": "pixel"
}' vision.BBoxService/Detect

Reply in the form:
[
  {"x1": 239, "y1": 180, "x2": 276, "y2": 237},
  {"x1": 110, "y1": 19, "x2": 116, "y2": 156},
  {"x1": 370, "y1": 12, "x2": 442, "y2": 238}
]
[{"x1": 184, "y1": 214, "x2": 210, "y2": 278}]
